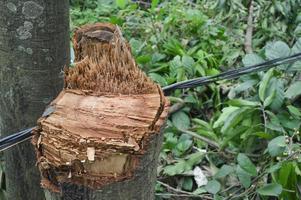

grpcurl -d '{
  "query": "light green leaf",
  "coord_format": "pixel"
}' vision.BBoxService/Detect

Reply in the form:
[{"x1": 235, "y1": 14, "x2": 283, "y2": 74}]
[
  {"x1": 237, "y1": 154, "x2": 257, "y2": 176},
  {"x1": 263, "y1": 89, "x2": 276, "y2": 108},
  {"x1": 172, "y1": 111, "x2": 190, "y2": 130},
  {"x1": 205, "y1": 180, "x2": 221, "y2": 194},
  {"x1": 259, "y1": 69, "x2": 274, "y2": 102},
  {"x1": 267, "y1": 163, "x2": 282, "y2": 173},
  {"x1": 148, "y1": 73, "x2": 168, "y2": 86},
  {"x1": 233, "y1": 80, "x2": 257, "y2": 93},
  {"x1": 268, "y1": 136, "x2": 287, "y2": 157},
  {"x1": 290, "y1": 38, "x2": 301, "y2": 70},
  {"x1": 287, "y1": 105, "x2": 301, "y2": 118},
  {"x1": 227, "y1": 99, "x2": 260, "y2": 107},
  {"x1": 242, "y1": 53, "x2": 265, "y2": 67},
  {"x1": 193, "y1": 187, "x2": 206, "y2": 195},
  {"x1": 236, "y1": 166, "x2": 251, "y2": 188},
  {"x1": 151, "y1": 0, "x2": 159, "y2": 10},
  {"x1": 182, "y1": 55, "x2": 195, "y2": 76},
  {"x1": 257, "y1": 183, "x2": 282, "y2": 197},
  {"x1": 221, "y1": 108, "x2": 249, "y2": 134},
  {"x1": 186, "y1": 152, "x2": 205, "y2": 167},
  {"x1": 285, "y1": 81, "x2": 301, "y2": 99},
  {"x1": 214, "y1": 165, "x2": 234, "y2": 179},
  {"x1": 116, "y1": 0, "x2": 128, "y2": 9},
  {"x1": 163, "y1": 160, "x2": 189, "y2": 176},
  {"x1": 213, "y1": 107, "x2": 240, "y2": 129},
  {"x1": 266, "y1": 78, "x2": 284, "y2": 110},
  {"x1": 265, "y1": 41, "x2": 290, "y2": 70},
  {"x1": 292, "y1": 38, "x2": 301, "y2": 54}
]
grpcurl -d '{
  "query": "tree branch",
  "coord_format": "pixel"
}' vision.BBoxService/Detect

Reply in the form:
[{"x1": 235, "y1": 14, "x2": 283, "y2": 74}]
[{"x1": 244, "y1": 0, "x2": 254, "y2": 54}]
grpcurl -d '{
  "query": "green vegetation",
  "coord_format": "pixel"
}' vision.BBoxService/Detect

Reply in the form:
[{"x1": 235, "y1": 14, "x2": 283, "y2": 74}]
[{"x1": 70, "y1": 0, "x2": 301, "y2": 199}]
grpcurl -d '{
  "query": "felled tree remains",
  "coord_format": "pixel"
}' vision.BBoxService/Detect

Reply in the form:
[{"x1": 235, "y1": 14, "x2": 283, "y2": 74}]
[{"x1": 32, "y1": 23, "x2": 169, "y2": 197}]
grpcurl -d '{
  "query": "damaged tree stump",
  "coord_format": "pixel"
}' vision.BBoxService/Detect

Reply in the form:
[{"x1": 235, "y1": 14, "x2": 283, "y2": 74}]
[{"x1": 32, "y1": 23, "x2": 169, "y2": 200}]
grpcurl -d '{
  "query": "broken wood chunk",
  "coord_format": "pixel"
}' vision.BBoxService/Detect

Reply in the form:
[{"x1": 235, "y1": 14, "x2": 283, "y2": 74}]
[{"x1": 32, "y1": 23, "x2": 169, "y2": 194}]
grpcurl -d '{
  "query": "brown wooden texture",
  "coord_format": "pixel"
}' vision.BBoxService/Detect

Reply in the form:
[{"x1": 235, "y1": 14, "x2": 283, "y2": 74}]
[
  {"x1": 32, "y1": 23, "x2": 169, "y2": 200},
  {"x1": 0, "y1": 1, "x2": 70, "y2": 199}
]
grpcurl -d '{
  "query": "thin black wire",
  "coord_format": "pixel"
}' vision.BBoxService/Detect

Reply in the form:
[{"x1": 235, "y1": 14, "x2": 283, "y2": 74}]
[
  {"x1": 1, "y1": 52, "x2": 301, "y2": 152},
  {"x1": 162, "y1": 52, "x2": 301, "y2": 95},
  {"x1": 0, "y1": 127, "x2": 34, "y2": 151}
]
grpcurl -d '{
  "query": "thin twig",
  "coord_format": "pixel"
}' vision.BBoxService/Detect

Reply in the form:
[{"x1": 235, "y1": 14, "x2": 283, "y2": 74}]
[
  {"x1": 157, "y1": 180, "x2": 213, "y2": 200},
  {"x1": 169, "y1": 102, "x2": 185, "y2": 115},
  {"x1": 180, "y1": 129, "x2": 220, "y2": 149}
]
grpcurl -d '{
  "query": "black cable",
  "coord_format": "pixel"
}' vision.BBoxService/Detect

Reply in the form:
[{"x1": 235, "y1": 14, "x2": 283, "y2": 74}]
[
  {"x1": 0, "y1": 127, "x2": 34, "y2": 152},
  {"x1": 1, "y1": 52, "x2": 301, "y2": 151},
  {"x1": 162, "y1": 52, "x2": 301, "y2": 95}
]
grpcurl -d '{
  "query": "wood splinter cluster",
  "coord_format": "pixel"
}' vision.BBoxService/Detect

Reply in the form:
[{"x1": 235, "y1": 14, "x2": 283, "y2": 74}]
[{"x1": 32, "y1": 23, "x2": 169, "y2": 193}]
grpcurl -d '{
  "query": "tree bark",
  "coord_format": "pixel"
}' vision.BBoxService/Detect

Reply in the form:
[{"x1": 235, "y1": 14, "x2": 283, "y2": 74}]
[
  {"x1": 32, "y1": 23, "x2": 169, "y2": 200},
  {"x1": 0, "y1": 1, "x2": 69, "y2": 199}
]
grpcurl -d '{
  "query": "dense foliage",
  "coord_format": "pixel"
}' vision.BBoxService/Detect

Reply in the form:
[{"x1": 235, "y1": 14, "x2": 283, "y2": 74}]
[
  {"x1": 1, "y1": 0, "x2": 301, "y2": 199},
  {"x1": 70, "y1": 0, "x2": 301, "y2": 200}
]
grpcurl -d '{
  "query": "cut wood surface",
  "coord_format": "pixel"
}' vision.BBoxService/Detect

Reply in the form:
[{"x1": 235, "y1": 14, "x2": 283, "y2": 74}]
[{"x1": 32, "y1": 23, "x2": 169, "y2": 199}]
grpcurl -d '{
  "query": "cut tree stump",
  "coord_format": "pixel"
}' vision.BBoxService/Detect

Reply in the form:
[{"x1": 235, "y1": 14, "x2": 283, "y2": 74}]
[{"x1": 32, "y1": 23, "x2": 169, "y2": 200}]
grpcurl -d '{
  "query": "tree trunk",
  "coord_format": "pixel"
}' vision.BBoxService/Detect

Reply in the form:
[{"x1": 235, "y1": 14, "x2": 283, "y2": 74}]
[
  {"x1": 32, "y1": 23, "x2": 169, "y2": 200},
  {"x1": 0, "y1": 1, "x2": 69, "y2": 199}
]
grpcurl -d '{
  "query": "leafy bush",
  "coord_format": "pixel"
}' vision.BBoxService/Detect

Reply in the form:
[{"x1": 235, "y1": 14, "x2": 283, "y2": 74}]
[{"x1": 70, "y1": 0, "x2": 301, "y2": 199}]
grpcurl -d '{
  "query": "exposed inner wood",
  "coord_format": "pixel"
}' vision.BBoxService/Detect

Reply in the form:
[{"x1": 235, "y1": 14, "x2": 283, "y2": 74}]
[
  {"x1": 64, "y1": 23, "x2": 158, "y2": 95},
  {"x1": 32, "y1": 23, "x2": 169, "y2": 192}
]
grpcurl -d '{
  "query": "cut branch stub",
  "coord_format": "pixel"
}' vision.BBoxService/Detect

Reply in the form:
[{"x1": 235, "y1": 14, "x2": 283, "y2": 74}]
[{"x1": 32, "y1": 23, "x2": 169, "y2": 194}]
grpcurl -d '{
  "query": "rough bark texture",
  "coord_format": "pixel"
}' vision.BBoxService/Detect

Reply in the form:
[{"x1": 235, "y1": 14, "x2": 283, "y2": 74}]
[
  {"x1": 32, "y1": 23, "x2": 169, "y2": 200},
  {"x1": 0, "y1": 1, "x2": 69, "y2": 200}
]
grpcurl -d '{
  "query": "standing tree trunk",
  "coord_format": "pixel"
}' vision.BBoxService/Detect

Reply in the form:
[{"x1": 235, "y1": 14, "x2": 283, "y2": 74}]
[
  {"x1": 0, "y1": 1, "x2": 69, "y2": 199},
  {"x1": 32, "y1": 23, "x2": 169, "y2": 200}
]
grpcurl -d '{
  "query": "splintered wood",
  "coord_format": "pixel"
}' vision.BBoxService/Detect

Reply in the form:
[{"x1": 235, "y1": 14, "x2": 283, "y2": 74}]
[{"x1": 32, "y1": 23, "x2": 169, "y2": 192}]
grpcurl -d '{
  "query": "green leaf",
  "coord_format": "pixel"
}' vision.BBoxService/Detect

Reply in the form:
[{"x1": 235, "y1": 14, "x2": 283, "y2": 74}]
[
  {"x1": 172, "y1": 111, "x2": 190, "y2": 130},
  {"x1": 163, "y1": 160, "x2": 189, "y2": 176},
  {"x1": 259, "y1": 69, "x2": 274, "y2": 102},
  {"x1": 236, "y1": 166, "x2": 251, "y2": 188},
  {"x1": 233, "y1": 80, "x2": 257, "y2": 94},
  {"x1": 182, "y1": 55, "x2": 195, "y2": 72},
  {"x1": 193, "y1": 187, "x2": 206, "y2": 195},
  {"x1": 116, "y1": 0, "x2": 127, "y2": 9},
  {"x1": 290, "y1": 38, "x2": 301, "y2": 70},
  {"x1": 151, "y1": 0, "x2": 159, "y2": 10},
  {"x1": 148, "y1": 73, "x2": 168, "y2": 86},
  {"x1": 278, "y1": 162, "x2": 293, "y2": 187},
  {"x1": 285, "y1": 81, "x2": 301, "y2": 99},
  {"x1": 242, "y1": 53, "x2": 265, "y2": 67},
  {"x1": 263, "y1": 89, "x2": 276, "y2": 108},
  {"x1": 267, "y1": 78, "x2": 285, "y2": 110},
  {"x1": 182, "y1": 177, "x2": 193, "y2": 191},
  {"x1": 268, "y1": 136, "x2": 287, "y2": 157},
  {"x1": 214, "y1": 165, "x2": 234, "y2": 179},
  {"x1": 176, "y1": 135, "x2": 192, "y2": 154},
  {"x1": 214, "y1": 106, "x2": 239, "y2": 128},
  {"x1": 136, "y1": 55, "x2": 151, "y2": 64},
  {"x1": 205, "y1": 180, "x2": 221, "y2": 194},
  {"x1": 237, "y1": 153, "x2": 257, "y2": 176},
  {"x1": 257, "y1": 183, "x2": 282, "y2": 197},
  {"x1": 221, "y1": 108, "x2": 249, "y2": 134},
  {"x1": 265, "y1": 41, "x2": 290, "y2": 69},
  {"x1": 186, "y1": 152, "x2": 205, "y2": 167},
  {"x1": 287, "y1": 105, "x2": 301, "y2": 118},
  {"x1": 227, "y1": 99, "x2": 260, "y2": 107},
  {"x1": 267, "y1": 163, "x2": 282, "y2": 173}
]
